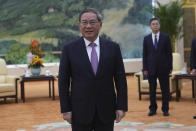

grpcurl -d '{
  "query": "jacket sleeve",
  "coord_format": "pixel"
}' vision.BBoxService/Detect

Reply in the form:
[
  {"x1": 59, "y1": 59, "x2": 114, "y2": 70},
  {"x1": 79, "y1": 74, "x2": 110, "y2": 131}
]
[
  {"x1": 58, "y1": 44, "x2": 72, "y2": 113},
  {"x1": 190, "y1": 39, "x2": 196, "y2": 70},
  {"x1": 166, "y1": 35, "x2": 173, "y2": 71},
  {"x1": 113, "y1": 44, "x2": 128, "y2": 112},
  {"x1": 142, "y1": 37, "x2": 148, "y2": 71}
]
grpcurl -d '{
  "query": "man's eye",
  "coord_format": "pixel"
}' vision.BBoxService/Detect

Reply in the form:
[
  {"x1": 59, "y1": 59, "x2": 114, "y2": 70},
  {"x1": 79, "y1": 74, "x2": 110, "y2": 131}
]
[
  {"x1": 80, "y1": 21, "x2": 98, "y2": 26},
  {"x1": 82, "y1": 22, "x2": 88, "y2": 24},
  {"x1": 90, "y1": 22, "x2": 96, "y2": 24}
]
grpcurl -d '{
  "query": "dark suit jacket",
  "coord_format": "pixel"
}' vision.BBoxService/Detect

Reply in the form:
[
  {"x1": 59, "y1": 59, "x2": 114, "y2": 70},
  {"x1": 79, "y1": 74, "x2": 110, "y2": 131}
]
[
  {"x1": 143, "y1": 32, "x2": 172, "y2": 75},
  {"x1": 58, "y1": 37, "x2": 128, "y2": 124},
  {"x1": 190, "y1": 38, "x2": 196, "y2": 70}
]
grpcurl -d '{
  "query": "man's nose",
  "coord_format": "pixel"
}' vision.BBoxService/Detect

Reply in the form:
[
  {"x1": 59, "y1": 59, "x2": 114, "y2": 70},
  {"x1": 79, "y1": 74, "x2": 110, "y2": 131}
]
[{"x1": 86, "y1": 23, "x2": 93, "y2": 27}]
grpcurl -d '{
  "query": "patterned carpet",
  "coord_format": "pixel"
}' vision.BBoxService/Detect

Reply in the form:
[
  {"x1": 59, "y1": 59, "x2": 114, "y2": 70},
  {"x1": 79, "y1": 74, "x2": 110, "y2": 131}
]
[{"x1": 17, "y1": 121, "x2": 196, "y2": 131}]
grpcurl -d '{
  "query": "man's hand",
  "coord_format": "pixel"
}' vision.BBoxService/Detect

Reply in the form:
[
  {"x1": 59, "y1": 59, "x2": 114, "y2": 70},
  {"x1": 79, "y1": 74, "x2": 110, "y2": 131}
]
[
  {"x1": 143, "y1": 70, "x2": 148, "y2": 77},
  {"x1": 169, "y1": 70, "x2": 172, "y2": 74},
  {"x1": 115, "y1": 110, "x2": 125, "y2": 123},
  {"x1": 191, "y1": 69, "x2": 196, "y2": 75},
  {"x1": 62, "y1": 112, "x2": 72, "y2": 124}
]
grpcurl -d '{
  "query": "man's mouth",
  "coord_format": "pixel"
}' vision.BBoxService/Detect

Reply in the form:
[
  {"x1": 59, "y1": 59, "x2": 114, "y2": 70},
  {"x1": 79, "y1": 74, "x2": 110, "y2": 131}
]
[{"x1": 86, "y1": 31, "x2": 93, "y2": 33}]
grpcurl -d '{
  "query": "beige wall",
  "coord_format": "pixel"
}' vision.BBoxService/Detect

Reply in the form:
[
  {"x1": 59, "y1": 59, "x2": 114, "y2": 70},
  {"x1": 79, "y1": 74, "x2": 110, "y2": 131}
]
[
  {"x1": 156, "y1": 0, "x2": 173, "y2": 4},
  {"x1": 7, "y1": 64, "x2": 59, "y2": 76},
  {"x1": 7, "y1": 60, "x2": 143, "y2": 75},
  {"x1": 184, "y1": 0, "x2": 196, "y2": 30},
  {"x1": 183, "y1": 0, "x2": 196, "y2": 69}
]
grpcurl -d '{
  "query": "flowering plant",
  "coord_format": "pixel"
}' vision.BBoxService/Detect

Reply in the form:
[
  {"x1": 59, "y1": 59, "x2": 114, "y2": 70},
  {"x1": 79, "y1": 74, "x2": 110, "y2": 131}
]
[
  {"x1": 27, "y1": 40, "x2": 44, "y2": 68},
  {"x1": 28, "y1": 55, "x2": 44, "y2": 68},
  {"x1": 29, "y1": 40, "x2": 43, "y2": 56}
]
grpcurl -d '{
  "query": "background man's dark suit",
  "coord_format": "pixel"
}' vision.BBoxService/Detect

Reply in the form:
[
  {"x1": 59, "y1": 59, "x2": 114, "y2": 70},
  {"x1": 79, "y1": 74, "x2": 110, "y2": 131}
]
[
  {"x1": 58, "y1": 37, "x2": 128, "y2": 125},
  {"x1": 190, "y1": 38, "x2": 196, "y2": 70},
  {"x1": 190, "y1": 38, "x2": 196, "y2": 119},
  {"x1": 143, "y1": 32, "x2": 172, "y2": 114}
]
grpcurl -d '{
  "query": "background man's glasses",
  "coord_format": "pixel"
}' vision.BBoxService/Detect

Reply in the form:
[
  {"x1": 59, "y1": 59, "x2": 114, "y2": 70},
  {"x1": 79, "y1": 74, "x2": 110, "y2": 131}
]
[
  {"x1": 80, "y1": 21, "x2": 99, "y2": 26},
  {"x1": 151, "y1": 23, "x2": 159, "y2": 26}
]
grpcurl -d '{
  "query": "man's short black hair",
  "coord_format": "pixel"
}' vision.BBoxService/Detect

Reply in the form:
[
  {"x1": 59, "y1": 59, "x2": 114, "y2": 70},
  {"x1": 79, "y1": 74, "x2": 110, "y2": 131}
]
[
  {"x1": 149, "y1": 17, "x2": 160, "y2": 25},
  {"x1": 79, "y1": 8, "x2": 102, "y2": 22}
]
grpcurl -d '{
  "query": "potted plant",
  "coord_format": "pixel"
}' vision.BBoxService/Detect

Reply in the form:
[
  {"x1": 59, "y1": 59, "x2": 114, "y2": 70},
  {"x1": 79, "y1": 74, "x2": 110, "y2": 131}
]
[{"x1": 27, "y1": 40, "x2": 44, "y2": 76}]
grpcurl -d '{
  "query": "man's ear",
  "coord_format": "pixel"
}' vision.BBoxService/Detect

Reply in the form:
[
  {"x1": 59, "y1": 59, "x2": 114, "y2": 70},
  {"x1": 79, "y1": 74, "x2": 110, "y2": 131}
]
[
  {"x1": 78, "y1": 22, "x2": 81, "y2": 31},
  {"x1": 100, "y1": 22, "x2": 102, "y2": 28}
]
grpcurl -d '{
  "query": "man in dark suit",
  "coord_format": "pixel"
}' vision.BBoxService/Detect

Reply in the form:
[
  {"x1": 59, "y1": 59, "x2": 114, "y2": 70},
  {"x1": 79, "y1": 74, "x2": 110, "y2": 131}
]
[
  {"x1": 143, "y1": 17, "x2": 172, "y2": 116},
  {"x1": 190, "y1": 38, "x2": 196, "y2": 119},
  {"x1": 190, "y1": 38, "x2": 196, "y2": 75},
  {"x1": 58, "y1": 8, "x2": 128, "y2": 131}
]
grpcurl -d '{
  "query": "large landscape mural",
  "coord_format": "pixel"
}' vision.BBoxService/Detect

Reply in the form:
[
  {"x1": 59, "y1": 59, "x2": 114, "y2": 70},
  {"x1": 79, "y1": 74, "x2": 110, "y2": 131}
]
[{"x1": 0, "y1": 0, "x2": 152, "y2": 64}]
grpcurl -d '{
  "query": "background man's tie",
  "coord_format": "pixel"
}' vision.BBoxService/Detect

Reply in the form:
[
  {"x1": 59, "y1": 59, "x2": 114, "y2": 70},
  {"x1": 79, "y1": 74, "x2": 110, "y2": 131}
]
[
  {"x1": 89, "y1": 43, "x2": 98, "y2": 75},
  {"x1": 154, "y1": 35, "x2": 158, "y2": 50}
]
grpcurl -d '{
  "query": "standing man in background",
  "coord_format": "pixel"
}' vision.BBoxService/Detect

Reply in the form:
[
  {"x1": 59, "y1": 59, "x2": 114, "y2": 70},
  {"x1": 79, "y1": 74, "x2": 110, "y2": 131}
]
[
  {"x1": 58, "y1": 8, "x2": 128, "y2": 131},
  {"x1": 190, "y1": 38, "x2": 196, "y2": 119},
  {"x1": 143, "y1": 17, "x2": 172, "y2": 117}
]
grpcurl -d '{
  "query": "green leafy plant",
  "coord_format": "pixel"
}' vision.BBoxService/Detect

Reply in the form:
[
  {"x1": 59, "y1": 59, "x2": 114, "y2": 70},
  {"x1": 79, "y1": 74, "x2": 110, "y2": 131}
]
[
  {"x1": 43, "y1": 52, "x2": 59, "y2": 63},
  {"x1": 5, "y1": 44, "x2": 28, "y2": 64},
  {"x1": 151, "y1": 0, "x2": 185, "y2": 52}
]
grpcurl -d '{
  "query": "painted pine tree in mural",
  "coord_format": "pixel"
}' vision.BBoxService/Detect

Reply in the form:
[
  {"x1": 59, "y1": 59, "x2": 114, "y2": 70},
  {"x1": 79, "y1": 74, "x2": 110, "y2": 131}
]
[{"x1": 123, "y1": 0, "x2": 152, "y2": 25}]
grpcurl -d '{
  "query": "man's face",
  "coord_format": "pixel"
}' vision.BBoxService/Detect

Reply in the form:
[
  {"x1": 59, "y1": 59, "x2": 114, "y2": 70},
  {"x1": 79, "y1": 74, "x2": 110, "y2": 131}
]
[
  {"x1": 150, "y1": 20, "x2": 160, "y2": 33},
  {"x1": 79, "y1": 12, "x2": 102, "y2": 42}
]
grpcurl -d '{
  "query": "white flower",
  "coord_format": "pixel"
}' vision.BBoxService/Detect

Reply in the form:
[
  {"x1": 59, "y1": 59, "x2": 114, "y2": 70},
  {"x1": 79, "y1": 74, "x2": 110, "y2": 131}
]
[{"x1": 26, "y1": 52, "x2": 34, "y2": 64}]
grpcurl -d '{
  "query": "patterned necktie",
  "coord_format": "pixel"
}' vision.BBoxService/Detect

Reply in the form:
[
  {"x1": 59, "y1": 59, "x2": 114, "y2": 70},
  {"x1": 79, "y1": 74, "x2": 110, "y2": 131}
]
[
  {"x1": 154, "y1": 35, "x2": 158, "y2": 50},
  {"x1": 89, "y1": 43, "x2": 98, "y2": 75}
]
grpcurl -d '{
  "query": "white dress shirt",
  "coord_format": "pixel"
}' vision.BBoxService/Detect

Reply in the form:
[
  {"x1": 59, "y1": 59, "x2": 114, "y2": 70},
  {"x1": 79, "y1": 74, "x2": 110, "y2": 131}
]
[
  {"x1": 83, "y1": 37, "x2": 100, "y2": 62},
  {"x1": 152, "y1": 32, "x2": 160, "y2": 45}
]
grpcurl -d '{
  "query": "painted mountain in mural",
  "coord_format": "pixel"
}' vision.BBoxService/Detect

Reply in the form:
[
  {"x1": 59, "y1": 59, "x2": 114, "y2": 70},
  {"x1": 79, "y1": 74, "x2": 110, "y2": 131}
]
[{"x1": 0, "y1": 0, "x2": 152, "y2": 64}]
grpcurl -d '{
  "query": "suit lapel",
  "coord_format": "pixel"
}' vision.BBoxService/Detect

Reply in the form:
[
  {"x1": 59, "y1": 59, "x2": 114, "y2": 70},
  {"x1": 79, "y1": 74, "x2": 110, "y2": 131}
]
[
  {"x1": 78, "y1": 37, "x2": 106, "y2": 77},
  {"x1": 157, "y1": 33, "x2": 163, "y2": 51},
  {"x1": 96, "y1": 38, "x2": 105, "y2": 77},
  {"x1": 78, "y1": 38, "x2": 95, "y2": 75},
  {"x1": 149, "y1": 34, "x2": 154, "y2": 50}
]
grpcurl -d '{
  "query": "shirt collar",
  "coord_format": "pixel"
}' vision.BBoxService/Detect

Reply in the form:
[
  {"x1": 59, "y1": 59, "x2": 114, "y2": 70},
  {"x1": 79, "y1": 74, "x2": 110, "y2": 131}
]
[
  {"x1": 84, "y1": 36, "x2": 100, "y2": 47},
  {"x1": 152, "y1": 32, "x2": 160, "y2": 37}
]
